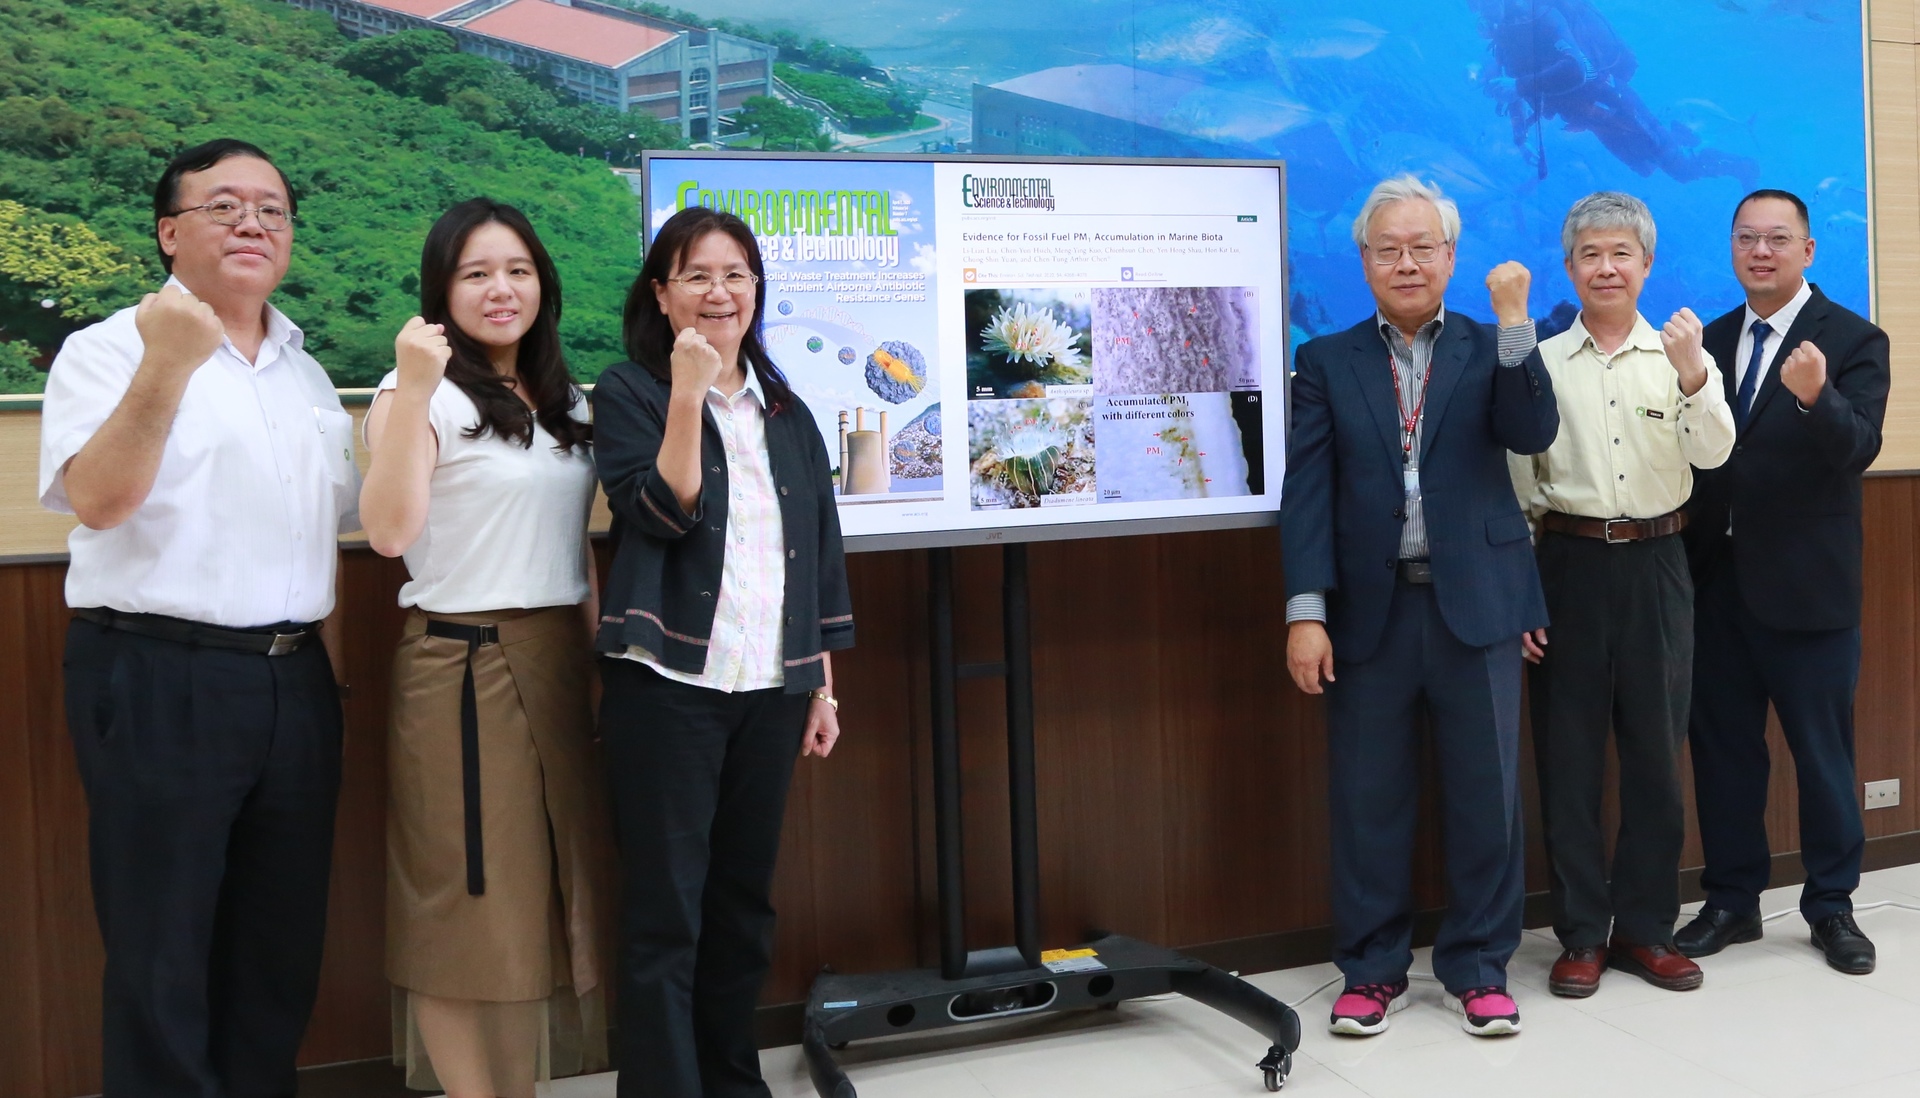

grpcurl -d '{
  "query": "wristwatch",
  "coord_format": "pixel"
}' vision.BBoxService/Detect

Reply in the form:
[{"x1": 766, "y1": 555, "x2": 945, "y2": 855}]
[{"x1": 809, "y1": 688, "x2": 839, "y2": 710}]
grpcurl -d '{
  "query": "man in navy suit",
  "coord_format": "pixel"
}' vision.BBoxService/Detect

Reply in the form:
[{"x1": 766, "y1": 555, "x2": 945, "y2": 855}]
[
  {"x1": 1282, "y1": 175, "x2": 1559, "y2": 1038},
  {"x1": 1675, "y1": 189, "x2": 1890, "y2": 974}
]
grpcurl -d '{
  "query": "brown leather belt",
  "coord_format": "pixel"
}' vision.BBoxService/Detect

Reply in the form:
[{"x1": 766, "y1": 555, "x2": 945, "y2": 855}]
[{"x1": 1541, "y1": 510, "x2": 1687, "y2": 543}]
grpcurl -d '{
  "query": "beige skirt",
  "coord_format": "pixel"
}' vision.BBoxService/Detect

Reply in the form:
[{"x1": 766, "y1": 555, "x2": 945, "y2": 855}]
[{"x1": 385, "y1": 605, "x2": 610, "y2": 1089}]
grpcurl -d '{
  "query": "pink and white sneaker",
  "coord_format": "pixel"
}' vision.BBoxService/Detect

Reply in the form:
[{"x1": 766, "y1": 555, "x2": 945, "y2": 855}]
[
  {"x1": 1446, "y1": 986, "x2": 1521, "y2": 1036},
  {"x1": 1328, "y1": 979, "x2": 1409, "y2": 1036}
]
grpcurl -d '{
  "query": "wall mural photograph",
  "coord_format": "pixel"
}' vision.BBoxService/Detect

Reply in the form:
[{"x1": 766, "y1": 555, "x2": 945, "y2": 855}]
[{"x1": 0, "y1": 0, "x2": 1868, "y2": 394}]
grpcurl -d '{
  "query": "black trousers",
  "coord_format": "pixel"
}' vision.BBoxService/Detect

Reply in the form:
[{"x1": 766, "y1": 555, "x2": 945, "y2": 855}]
[
  {"x1": 1324, "y1": 580, "x2": 1527, "y2": 994},
  {"x1": 1529, "y1": 531, "x2": 1692, "y2": 948},
  {"x1": 599, "y1": 658, "x2": 809, "y2": 1098},
  {"x1": 1689, "y1": 558, "x2": 1864, "y2": 920},
  {"x1": 61, "y1": 618, "x2": 342, "y2": 1098}
]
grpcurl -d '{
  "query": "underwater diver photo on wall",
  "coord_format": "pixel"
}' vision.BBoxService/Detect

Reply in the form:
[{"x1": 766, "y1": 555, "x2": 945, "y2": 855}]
[{"x1": 0, "y1": 0, "x2": 1865, "y2": 396}]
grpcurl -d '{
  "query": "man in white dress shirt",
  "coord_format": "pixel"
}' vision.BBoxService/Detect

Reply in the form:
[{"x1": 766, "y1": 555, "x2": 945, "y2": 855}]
[{"x1": 38, "y1": 139, "x2": 360, "y2": 1098}]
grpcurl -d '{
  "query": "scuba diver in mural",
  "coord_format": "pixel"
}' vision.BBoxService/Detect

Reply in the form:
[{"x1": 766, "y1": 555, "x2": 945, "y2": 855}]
[{"x1": 1476, "y1": 0, "x2": 1757, "y2": 189}]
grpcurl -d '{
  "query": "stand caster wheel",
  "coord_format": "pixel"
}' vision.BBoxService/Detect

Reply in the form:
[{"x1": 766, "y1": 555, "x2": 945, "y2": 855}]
[
  {"x1": 1098, "y1": 1000, "x2": 1120, "y2": 1011},
  {"x1": 1256, "y1": 1046, "x2": 1291, "y2": 1091},
  {"x1": 829, "y1": 1041, "x2": 849, "y2": 1051}
]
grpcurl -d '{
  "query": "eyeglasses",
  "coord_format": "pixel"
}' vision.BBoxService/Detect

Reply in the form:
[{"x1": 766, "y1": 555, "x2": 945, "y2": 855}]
[
  {"x1": 1366, "y1": 243, "x2": 1442, "y2": 266},
  {"x1": 667, "y1": 272, "x2": 759, "y2": 294},
  {"x1": 1732, "y1": 230, "x2": 1806, "y2": 251},
  {"x1": 169, "y1": 199, "x2": 295, "y2": 232}
]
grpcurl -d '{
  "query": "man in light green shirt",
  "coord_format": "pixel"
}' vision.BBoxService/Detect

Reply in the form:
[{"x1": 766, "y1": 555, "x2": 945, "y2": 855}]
[{"x1": 1510, "y1": 192, "x2": 1735, "y2": 1000}]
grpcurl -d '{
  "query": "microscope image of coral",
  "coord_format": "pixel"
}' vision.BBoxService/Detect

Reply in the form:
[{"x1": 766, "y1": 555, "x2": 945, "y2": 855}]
[
  {"x1": 865, "y1": 340, "x2": 929, "y2": 403},
  {"x1": 964, "y1": 288, "x2": 1093, "y2": 399},
  {"x1": 967, "y1": 397, "x2": 1096, "y2": 510},
  {"x1": 890, "y1": 403, "x2": 943, "y2": 483},
  {"x1": 1091, "y1": 286, "x2": 1259, "y2": 395}
]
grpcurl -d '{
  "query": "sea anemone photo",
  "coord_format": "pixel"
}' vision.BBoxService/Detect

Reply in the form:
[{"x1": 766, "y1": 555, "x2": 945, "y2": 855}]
[
  {"x1": 965, "y1": 288, "x2": 1092, "y2": 399},
  {"x1": 967, "y1": 397, "x2": 1096, "y2": 510}
]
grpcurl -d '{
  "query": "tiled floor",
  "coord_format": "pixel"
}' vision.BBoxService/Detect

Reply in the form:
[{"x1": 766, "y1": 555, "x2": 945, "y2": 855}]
[{"x1": 536, "y1": 864, "x2": 1920, "y2": 1098}]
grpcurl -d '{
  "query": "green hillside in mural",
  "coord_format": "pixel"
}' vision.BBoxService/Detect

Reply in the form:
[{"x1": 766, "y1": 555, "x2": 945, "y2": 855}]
[{"x1": 0, "y1": 0, "x2": 652, "y2": 390}]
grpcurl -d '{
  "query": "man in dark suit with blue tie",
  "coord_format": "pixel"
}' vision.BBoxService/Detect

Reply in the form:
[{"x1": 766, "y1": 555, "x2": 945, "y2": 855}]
[
  {"x1": 1282, "y1": 175, "x2": 1558, "y2": 1038},
  {"x1": 1675, "y1": 189, "x2": 1891, "y2": 974}
]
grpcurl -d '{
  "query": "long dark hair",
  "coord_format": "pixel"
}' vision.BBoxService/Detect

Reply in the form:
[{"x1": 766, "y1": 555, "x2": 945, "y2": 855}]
[
  {"x1": 621, "y1": 206, "x2": 794, "y2": 414},
  {"x1": 420, "y1": 198, "x2": 586, "y2": 451}
]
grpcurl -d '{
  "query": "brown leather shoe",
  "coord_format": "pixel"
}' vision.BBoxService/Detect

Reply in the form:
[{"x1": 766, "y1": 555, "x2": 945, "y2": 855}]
[
  {"x1": 1549, "y1": 946, "x2": 1607, "y2": 997},
  {"x1": 1607, "y1": 938, "x2": 1703, "y2": 991}
]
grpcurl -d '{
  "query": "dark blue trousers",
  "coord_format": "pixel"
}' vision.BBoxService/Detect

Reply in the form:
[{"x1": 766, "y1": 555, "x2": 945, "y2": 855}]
[
  {"x1": 1689, "y1": 561, "x2": 1863, "y2": 921},
  {"x1": 1324, "y1": 579, "x2": 1527, "y2": 994},
  {"x1": 62, "y1": 617, "x2": 342, "y2": 1098}
]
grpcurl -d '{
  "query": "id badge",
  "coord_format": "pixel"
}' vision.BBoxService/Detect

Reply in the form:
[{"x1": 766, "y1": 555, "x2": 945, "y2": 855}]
[{"x1": 1403, "y1": 465, "x2": 1421, "y2": 503}]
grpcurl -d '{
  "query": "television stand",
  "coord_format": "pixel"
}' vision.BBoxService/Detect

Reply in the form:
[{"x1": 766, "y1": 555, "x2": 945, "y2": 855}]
[{"x1": 801, "y1": 543, "x2": 1301, "y2": 1094}]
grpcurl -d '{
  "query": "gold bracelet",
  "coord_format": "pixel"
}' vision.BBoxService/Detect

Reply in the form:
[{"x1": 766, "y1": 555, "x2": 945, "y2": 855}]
[{"x1": 809, "y1": 689, "x2": 839, "y2": 710}]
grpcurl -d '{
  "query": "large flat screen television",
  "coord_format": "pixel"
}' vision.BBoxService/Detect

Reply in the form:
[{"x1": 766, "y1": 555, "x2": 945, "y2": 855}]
[{"x1": 642, "y1": 151, "x2": 1288, "y2": 551}]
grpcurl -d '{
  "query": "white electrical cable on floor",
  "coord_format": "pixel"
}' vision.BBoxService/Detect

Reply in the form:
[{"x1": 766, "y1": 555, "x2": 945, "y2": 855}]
[{"x1": 1762, "y1": 898, "x2": 1920, "y2": 922}]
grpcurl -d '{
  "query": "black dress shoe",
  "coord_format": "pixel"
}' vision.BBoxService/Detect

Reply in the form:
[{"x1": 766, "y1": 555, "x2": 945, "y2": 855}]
[
  {"x1": 1810, "y1": 912, "x2": 1876, "y2": 974},
  {"x1": 1674, "y1": 905, "x2": 1763, "y2": 958}
]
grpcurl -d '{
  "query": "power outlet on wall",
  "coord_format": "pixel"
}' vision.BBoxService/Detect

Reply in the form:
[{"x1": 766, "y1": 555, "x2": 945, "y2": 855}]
[{"x1": 1864, "y1": 779, "x2": 1901, "y2": 810}]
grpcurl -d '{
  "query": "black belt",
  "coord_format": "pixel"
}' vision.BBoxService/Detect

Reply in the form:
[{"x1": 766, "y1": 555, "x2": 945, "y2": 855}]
[
  {"x1": 73, "y1": 607, "x2": 319, "y2": 655},
  {"x1": 1397, "y1": 559, "x2": 1433, "y2": 585},
  {"x1": 425, "y1": 619, "x2": 499, "y2": 897}
]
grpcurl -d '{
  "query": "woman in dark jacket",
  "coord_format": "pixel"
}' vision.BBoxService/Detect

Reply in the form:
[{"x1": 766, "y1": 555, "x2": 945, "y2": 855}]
[{"x1": 591, "y1": 205, "x2": 853, "y2": 1098}]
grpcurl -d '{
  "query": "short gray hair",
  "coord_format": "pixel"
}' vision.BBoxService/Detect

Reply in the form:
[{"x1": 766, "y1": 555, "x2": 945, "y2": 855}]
[
  {"x1": 1561, "y1": 191, "x2": 1656, "y2": 259},
  {"x1": 1351, "y1": 174, "x2": 1461, "y2": 248}
]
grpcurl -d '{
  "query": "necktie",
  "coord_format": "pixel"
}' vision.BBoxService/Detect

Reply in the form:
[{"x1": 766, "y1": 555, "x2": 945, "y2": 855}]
[{"x1": 1735, "y1": 319, "x2": 1770, "y2": 431}]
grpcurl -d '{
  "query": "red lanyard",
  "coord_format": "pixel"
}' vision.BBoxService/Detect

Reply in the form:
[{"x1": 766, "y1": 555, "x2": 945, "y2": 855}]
[{"x1": 1387, "y1": 350, "x2": 1434, "y2": 462}]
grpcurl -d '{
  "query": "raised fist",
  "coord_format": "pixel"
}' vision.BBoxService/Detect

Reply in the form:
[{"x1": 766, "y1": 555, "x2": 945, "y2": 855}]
[
  {"x1": 1486, "y1": 261, "x2": 1532, "y2": 327},
  {"x1": 1779, "y1": 341, "x2": 1827, "y2": 407},
  {"x1": 670, "y1": 326, "x2": 725, "y2": 396},
  {"x1": 134, "y1": 284, "x2": 225, "y2": 381},
  {"x1": 1660, "y1": 307, "x2": 1708, "y2": 392},
  {"x1": 394, "y1": 316, "x2": 452, "y2": 391}
]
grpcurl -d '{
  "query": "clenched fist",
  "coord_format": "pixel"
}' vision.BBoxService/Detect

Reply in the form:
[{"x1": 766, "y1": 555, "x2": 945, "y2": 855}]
[
  {"x1": 134, "y1": 284, "x2": 225, "y2": 382},
  {"x1": 670, "y1": 326, "x2": 725, "y2": 397},
  {"x1": 1660, "y1": 307, "x2": 1708, "y2": 395},
  {"x1": 1780, "y1": 341, "x2": 1827, "y2": 407},
  {"x1": 394, "y1": 316, "x2": 452, "y2": 391},
  {"x1": 1486, "y1": 261, "x2": 1532, "y2": 327}
]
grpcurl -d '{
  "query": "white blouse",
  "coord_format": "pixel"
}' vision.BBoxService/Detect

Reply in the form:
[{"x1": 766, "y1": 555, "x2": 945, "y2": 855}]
[{"x1": 374, "y1": 372, "x2": 594, "y2": 613}]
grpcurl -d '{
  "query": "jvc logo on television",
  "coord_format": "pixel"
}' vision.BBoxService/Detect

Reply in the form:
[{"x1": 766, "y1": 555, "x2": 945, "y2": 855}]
[{"x1": 960, "y1": 173, "x2": 1057, "y2": 211}]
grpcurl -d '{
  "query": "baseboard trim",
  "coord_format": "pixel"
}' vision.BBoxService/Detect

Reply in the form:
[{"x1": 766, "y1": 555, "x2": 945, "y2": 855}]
[{"x1": 289, "y1": 830, "x2": 1920, "y2": 1093}]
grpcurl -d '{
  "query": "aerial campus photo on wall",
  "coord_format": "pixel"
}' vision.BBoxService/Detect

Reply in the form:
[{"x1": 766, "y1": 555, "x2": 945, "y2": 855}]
[{"x1": 0, "y1": 0, "x2": 1864, "y2": 403}]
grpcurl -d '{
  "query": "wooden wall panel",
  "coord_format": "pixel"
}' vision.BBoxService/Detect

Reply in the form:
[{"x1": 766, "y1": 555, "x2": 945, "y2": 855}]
[
  {"x1": 1027, "y1": 533, "x2": 1172, "y2": 951},
  {"x1": 0, "y1": 566, "x2": 50, "y2": 1098},
  {"x1": 1859, "y1": 477, "x2": 1920, "y2": 839},
  {"x1": 1870, "y1": 0, "x2": 1920, "y2": 469},
  {"x1": 766, "y1": 549, "x2": 926, "y2": 1002},
  {"x1": 297, "y1": 550, "x2": 415, "y2": 1065},
  {"x1": 1156, "y1": 527, "x2": 1319, "y2": 946},
  {"x1": 1871, "y1": 0, "x2": 1916, "y2": 44},
  {"x1": 4, "y1": 478, "x2": 1920, "y2": 1097},
  {"x1": 24, "y1": 568, "x2": 98, "y2": 1097}
]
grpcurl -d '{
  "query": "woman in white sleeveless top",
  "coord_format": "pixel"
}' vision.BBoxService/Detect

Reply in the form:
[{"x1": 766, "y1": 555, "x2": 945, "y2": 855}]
[{"x1": 359, "y1": 199, "x2": 608, "y2": 1097}]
